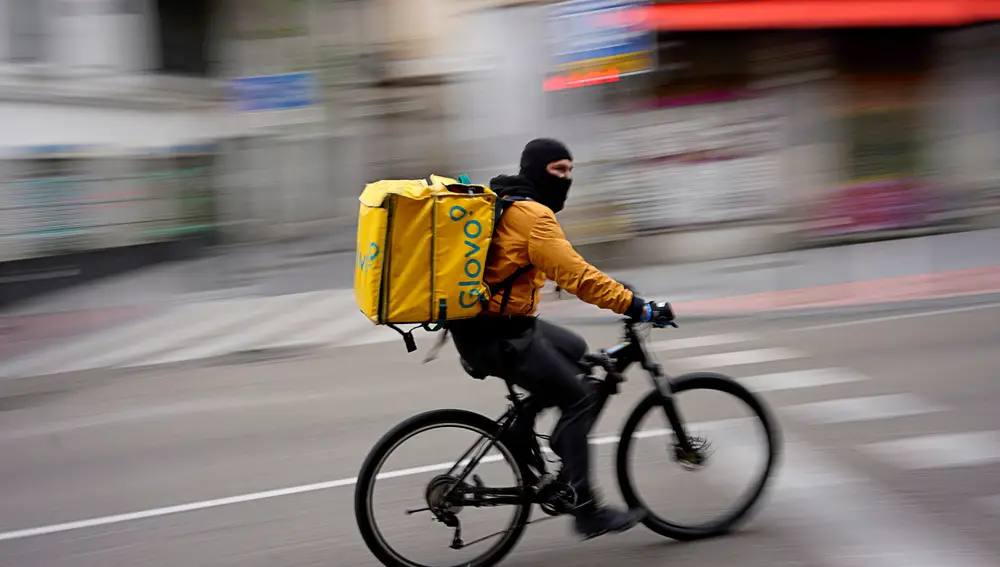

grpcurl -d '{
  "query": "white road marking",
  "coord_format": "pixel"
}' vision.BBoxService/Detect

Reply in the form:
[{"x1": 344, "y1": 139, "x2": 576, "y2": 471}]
[
  {"x1": 647, "y1": 333, "x2": 754, "y2": 351},
  {"x1": 138, "y1": 293, "x2": 348, "y2": 367},
  {"x1": 342, "y1": 324, "x2": 410, "y2": 347},
  {"x1": 0, "y1": 424, "x2": 728, "y2": 543},
  {"x1": 739, "y1": 368, "x2": 867, "y2": 392},
  {"x1": 0, "y1": 476, "x2": 360, "y2": 543},
  {"x1": 771, "y1": 441, "x2": 863, "y2": 489},
  {"x1": 793, "y1": 302, "x2": 1000, "y2": 332},
  {"x1": 783, "y1": 394, "x2": 947, "y2": 425},
  {"x1": 0, "y1": 290, "x2": 360, "y2": 378},
  {"x1": 637, "y1": 424, "x2": 996, "y2": 567},
  {"x1": 673, "y1": 348, "x2": 805, "y2": 370},
  {"x1": 860, "y1": 431, "x2": 1000, "y2": 470},
  {"x1": 57, "y1": 299, "x2": 286, "y2": 374},
  {"x1": 4, "y1": 421, "x2": 997, "y2": 567},
  {"x1": 0, "y1": 302, "x2": 216, "y2": 378},
  {"x1": 763, "y1": 437, "x2": 997, "y2": 567},
  {"x1": 269, "y1": 308, "x2": 377, "y2": 350}
]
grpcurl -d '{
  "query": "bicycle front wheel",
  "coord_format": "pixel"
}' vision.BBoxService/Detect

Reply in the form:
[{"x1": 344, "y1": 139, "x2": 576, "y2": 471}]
[
  {"x1": 615, "y1": 372, "x2": 781, "y2": 541},
  {"x1": 354, "y1": 409, "x2": 532, "y2": 567}
]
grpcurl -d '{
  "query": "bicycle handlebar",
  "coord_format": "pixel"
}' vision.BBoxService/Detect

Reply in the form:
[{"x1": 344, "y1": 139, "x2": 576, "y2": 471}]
[
  {"x1": 648, "y1": 301, "x2": 678, "y2": 328},
  {"x1": 615, "y1": 280, "x2": 677, "y2": 329}
]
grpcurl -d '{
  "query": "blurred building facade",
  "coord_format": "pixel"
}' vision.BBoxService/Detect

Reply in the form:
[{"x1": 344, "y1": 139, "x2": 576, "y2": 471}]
[
  {"x1": 0, "y1": 0, "x2": 232, "y2": 304},
  {"x1": 445, "y1": 0, "x2": 1000, "y2": 266},
  {"x1": 2, "y1": 0, "x2": 1000, "y2": 305}
]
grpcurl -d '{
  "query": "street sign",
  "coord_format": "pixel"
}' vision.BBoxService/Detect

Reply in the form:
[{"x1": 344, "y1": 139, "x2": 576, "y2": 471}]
[
  {"x1": 547, "y1": 0, "x2": 655, "y2": 75},
  {"x1": 230, "y1": 72, "x2": 318, "y2": 112}
]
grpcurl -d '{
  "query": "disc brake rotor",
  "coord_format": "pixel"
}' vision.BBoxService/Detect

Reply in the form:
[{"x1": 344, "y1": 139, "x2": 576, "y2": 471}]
[{"x1": 674, "y1": 436, "x2": 713, "y2": 470}]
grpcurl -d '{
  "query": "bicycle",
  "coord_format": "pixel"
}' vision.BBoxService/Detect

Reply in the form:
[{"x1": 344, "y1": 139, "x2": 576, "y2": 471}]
[{"x1": 354, "y1": 305, "x2": 781, "y2": 567}]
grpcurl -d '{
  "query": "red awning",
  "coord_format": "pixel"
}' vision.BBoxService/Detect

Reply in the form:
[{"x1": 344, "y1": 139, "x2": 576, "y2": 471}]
[{"x1": 616, "y1": 0, "x2": 1000, "y2": 30}]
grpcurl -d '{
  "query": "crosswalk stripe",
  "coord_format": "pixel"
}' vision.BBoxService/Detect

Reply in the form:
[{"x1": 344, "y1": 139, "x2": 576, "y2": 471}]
[
  {"x1": 268, "y1": 308, "x2": 376, "y2": 349},
  {"x1": 766, "y1": 438, "x2": 997, "y2": 567},
  {"x1": 739, "y1": 368, "x2": 866, "y2": 392},
  {"x1": 634, "y1": 425, "x2": 996, "y2": 566},
  {"x1": 137, "y1": 292, "x2": 351, "y2": 367},
  {"x1": 647, "y1": 333, "x2": 753, "y2": 351},
  {"x1": 782, "y1": 394, "x2": 947, "y2": 425},
  {"x1": 63, "y1": 299, "x2": 287, "y2": 374},
  {"x1": 1, "y1": 290, "x2": 359, "y2": 377},
  {"x1": 860, "y1": 431, "x2": 1000, "y2": 470},
  {"x1": 342, "y1": 325, "x2": 411, "y2": 346},
  {"x1": 65, "y1": 292, "x2": 340, "y2": 374},
  {"x1": 0, "y1": 302, "x2": 216, "y2": 378},
  {"x1": 673, "y1": 347, "x2": 805, "y2": 370}
]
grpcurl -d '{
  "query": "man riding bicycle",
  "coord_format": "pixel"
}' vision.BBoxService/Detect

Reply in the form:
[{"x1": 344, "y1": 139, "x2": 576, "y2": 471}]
[{"x1": 449, "y1": 138, "x2": 671, "y2": 540}]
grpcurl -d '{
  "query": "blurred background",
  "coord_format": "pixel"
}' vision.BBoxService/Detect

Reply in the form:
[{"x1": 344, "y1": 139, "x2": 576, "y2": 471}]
[
  {"x1": 2, "y1": 0, "x2": 1000, "y2": 308},
  {"x1": 2, "y1": 4, "x2": 1000, "y2": 567}
]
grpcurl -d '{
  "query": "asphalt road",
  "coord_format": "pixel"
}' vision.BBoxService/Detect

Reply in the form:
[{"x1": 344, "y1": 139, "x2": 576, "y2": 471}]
[{"x1": 1, "y1": 303, "x2": 999, "y2": 567}]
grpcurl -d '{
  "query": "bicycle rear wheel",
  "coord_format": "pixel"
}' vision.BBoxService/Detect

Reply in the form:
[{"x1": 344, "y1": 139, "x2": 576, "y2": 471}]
[
  {"x1": 354, "y1": 409, "x2": 532, "y2": 567},
  {"x1": 615, "y1": 372, "x2": 781, "y2": 541}
]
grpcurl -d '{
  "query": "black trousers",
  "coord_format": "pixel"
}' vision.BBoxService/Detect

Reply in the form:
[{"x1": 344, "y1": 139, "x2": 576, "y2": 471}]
[{"x1": 450, "y1": 316, "x2": 597, "y2": 499}]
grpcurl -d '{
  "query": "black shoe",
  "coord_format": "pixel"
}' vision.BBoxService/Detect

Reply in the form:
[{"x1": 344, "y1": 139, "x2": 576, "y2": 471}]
[{"x1": 573, "y1": 503, "x2": 646, "y2": 540}]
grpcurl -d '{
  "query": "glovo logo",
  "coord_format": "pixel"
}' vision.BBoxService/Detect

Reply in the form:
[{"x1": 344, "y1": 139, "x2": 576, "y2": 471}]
[
  {"x1": 358, "y1": 241, "x2": 379, "y2": 275},
  {"x1": 450, "y1": 204, "x2": 486, "y2": 309}
]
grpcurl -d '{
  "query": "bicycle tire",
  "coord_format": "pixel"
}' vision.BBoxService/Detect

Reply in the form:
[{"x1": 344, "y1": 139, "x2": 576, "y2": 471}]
[
  {"x1": 615, "y1": 372, "x2": 781, "y2": 541},
  {"x1": 354, "y1": 409, "x2": 533, "y2": 567}
]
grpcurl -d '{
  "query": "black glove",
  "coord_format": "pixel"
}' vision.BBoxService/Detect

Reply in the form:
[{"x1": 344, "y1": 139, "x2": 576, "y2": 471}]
[
  {"x1": 617, "y1": 279, "x2": 645, "y2": 318},
  {"x1": 619, "y1": 280, "x2": 647, "y2": 321}
]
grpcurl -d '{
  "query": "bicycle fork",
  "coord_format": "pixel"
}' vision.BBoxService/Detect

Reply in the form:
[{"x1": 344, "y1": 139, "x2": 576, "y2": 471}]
[{"x1": 647, "y1": 365, "x2": 705, "y2": 466}]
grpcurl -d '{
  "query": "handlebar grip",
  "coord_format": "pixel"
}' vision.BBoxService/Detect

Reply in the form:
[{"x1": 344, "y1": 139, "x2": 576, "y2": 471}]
[{"x1": 651, "y1": 301, "x2": 677, "y2": 326}]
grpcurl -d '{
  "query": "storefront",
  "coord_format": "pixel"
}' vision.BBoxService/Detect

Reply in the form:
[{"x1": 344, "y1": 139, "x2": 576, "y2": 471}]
[
  {"x1": 544, "y1": 0, "x2": 1000, "y2": 258},
  {"x1": 544, "y1": 23, "x2": 798, "y2": 252}
]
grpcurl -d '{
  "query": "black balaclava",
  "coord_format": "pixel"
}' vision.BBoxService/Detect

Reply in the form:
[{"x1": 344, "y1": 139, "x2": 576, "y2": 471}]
[{"x1": 519, "y1": 138, "x2": 573, "y2": 213}]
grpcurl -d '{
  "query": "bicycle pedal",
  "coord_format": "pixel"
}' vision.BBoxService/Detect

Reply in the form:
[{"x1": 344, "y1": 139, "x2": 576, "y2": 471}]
[{"x1": 538, "y1": 481, "x2": 577, "y2": 516}]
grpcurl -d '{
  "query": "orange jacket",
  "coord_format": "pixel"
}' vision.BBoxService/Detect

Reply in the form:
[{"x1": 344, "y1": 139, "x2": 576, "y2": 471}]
[{"x1": 482, "y1": 199, "x2": 641, "y2": 317}]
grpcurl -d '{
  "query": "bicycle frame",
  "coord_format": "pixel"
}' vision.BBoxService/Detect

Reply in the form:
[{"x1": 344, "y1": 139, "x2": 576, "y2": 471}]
[{"x1": 439, "y1": 320, "x2": 694, "y2": 508}]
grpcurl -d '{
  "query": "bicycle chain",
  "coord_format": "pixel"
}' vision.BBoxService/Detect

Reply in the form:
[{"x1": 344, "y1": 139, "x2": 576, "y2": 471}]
[{"x1": 451, "y1": 513, "x2": 562, "y2": 550}]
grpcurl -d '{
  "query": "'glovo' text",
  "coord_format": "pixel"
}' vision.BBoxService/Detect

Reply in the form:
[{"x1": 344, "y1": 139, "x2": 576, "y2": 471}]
[{"x1": 450, "y1": 205, "x2": 487, "y2": 310}]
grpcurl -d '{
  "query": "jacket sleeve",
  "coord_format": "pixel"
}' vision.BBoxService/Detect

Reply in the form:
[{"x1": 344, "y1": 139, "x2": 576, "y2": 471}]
[{"x1": 527, "y1": 210, "x2": 645, "y2": 318}]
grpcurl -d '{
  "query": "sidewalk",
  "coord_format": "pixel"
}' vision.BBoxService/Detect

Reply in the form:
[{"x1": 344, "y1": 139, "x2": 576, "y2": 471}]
[
  {"x1": 539, "y1": 264, "x2": 1000, "y2": 321},
  {"x1": 3, "y1": 228, "x2": 999, "y2": 363},
  {"x1": 599, "y1": 228, "x2": 1000, "y2": 303},
  {"x1": 538, "y1": 228, "x2": 1000, "y2": 319}
]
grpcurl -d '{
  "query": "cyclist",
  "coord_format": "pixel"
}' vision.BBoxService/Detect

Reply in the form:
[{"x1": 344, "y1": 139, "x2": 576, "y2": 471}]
[{"x1": 449, "y1": 138, "x2": 668, "y2": 540}]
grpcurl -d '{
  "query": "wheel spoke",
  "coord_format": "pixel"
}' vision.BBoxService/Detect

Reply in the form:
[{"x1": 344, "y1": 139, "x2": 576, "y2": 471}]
[
  {"x1": 354, "y1": 410, "x2": 532, "y2": 567},
  {"x1": 615, "y1": 372, "x2": 780, "y2": 542}
]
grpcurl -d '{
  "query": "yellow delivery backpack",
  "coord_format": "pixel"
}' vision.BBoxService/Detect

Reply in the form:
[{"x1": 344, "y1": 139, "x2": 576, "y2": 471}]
[{"x1": 354, "y1": 174, "x2": 509, "y2": 353}]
